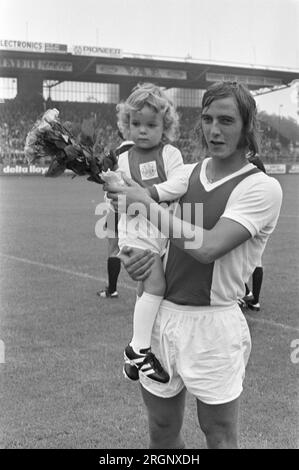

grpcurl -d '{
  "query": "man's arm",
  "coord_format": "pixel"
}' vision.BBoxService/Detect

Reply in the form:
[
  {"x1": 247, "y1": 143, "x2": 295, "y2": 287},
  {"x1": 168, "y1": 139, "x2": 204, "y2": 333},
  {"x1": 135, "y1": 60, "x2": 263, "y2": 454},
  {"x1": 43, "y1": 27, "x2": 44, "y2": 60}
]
[
  {"x1": 106, "y1": 177, "x2": 252, "y2": 264},
  {"x1": 106, "y1": 173, "x2": 282, "y2": 273},
  {"x1": 141, "y1": 200, "x2": 252, "y2": 264}
]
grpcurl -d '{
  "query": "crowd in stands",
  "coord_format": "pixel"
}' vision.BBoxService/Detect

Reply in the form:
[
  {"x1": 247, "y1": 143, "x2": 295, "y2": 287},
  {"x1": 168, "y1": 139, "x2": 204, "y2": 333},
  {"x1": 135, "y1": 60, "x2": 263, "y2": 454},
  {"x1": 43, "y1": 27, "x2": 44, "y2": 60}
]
[
  {"x1": 258, "y1": 118, "x2": 293, "y2": 163},
  {"x1": 1, "y1": 99, "x2": 298, "y2": 167}
]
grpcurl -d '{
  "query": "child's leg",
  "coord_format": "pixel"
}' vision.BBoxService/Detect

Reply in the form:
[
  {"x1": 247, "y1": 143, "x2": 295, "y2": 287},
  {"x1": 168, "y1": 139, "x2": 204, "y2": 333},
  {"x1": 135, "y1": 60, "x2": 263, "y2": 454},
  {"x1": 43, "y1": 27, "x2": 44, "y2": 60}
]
[
  {"x1": 123, "y1": 249, "x2": 169, "y2": 383},
  {"x1": 130, "y1": 252, "x2": 165, "y2": 353}
]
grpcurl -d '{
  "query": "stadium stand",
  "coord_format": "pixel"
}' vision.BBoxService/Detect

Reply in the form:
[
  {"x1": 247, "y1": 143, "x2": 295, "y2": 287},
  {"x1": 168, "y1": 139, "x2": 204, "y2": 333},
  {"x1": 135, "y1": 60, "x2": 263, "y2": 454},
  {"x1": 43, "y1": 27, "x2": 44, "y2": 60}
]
[{"x1": 0, "y1": 99, "x2": 298, "y2": 167}]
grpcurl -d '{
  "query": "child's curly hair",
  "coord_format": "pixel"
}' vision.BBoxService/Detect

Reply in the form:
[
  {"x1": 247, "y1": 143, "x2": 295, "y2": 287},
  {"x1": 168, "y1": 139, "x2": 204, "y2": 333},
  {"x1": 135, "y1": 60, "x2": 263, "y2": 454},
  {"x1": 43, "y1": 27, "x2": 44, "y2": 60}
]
[{"x1": 116, "y1": 82, "x2": 180, "y2": 143}]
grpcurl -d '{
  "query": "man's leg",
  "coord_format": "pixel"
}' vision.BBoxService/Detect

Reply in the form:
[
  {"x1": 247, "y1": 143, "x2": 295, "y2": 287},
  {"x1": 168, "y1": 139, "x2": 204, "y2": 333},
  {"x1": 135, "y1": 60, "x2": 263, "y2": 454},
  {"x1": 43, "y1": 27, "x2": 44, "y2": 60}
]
[
  {"x1": 107, "y1": 256, "x2": 121, "y2": 293},
  {"x1": 196, "y1": 397, "x2": 240, "y2": 449},
  {"x1": 98, "y1": 236, "x2": 120, "y2": 297},
  {"x1": 107, "y1": 236, "x2": 121, "y2": 293},
  {"x1": 250, "y1": 266, "x2": 263, "y2": 308},
  {"x1": 140, "y1": 386, "x2": 186, "y2": 449}
]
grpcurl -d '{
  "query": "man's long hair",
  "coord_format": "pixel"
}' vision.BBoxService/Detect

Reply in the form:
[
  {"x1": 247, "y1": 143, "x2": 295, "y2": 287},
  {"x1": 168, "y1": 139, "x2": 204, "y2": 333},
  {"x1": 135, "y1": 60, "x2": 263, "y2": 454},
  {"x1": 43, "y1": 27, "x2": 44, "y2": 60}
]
[{"x1": 201, "y1": 81, "x2": 260, "y2": 156}]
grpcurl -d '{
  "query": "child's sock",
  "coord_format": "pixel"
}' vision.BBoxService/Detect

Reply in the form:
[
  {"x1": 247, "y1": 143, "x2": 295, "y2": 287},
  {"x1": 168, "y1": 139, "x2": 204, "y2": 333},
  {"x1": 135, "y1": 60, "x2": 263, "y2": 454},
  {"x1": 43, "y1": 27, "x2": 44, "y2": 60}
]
[
  {"x1": 130, "y1": 292, "x2": 164, "y2": 353},
  {"x1": 107, "y1": 256, "x2": 121, "y2": 293}
]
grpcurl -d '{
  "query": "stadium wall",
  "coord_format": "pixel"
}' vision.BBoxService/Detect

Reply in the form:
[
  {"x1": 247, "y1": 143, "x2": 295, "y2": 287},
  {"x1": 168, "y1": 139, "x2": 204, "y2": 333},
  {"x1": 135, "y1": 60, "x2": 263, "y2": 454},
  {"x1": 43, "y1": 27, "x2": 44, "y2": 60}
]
[{"x1": 1, "y1": 163, "x2": 299, "y2": 175}]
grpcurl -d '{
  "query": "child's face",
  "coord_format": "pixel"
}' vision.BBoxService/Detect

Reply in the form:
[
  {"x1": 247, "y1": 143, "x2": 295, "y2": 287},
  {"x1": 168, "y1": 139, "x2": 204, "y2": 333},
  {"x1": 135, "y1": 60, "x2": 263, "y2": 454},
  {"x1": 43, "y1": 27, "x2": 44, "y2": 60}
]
[{"x1": 129, "y1": 105, "x2": 164, "y2": 149}]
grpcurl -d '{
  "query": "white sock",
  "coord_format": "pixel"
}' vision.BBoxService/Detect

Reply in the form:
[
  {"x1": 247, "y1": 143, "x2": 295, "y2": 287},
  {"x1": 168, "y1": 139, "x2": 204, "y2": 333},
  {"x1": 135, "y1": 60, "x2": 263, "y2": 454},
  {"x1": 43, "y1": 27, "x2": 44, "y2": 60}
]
[{"x1": 130, "y1": 292, "x2": 163, "y2": 353}]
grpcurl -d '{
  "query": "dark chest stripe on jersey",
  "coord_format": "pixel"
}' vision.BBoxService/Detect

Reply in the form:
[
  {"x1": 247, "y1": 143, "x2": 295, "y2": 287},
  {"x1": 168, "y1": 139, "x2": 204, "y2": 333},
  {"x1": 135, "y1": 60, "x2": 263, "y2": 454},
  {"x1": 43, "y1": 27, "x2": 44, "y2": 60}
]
[
  {"x1": 164, "y1": 162, "x2": 261, "y2": 306},
  {"x1": 128, "y1": 144, "x2": 167, "y2": 189}
]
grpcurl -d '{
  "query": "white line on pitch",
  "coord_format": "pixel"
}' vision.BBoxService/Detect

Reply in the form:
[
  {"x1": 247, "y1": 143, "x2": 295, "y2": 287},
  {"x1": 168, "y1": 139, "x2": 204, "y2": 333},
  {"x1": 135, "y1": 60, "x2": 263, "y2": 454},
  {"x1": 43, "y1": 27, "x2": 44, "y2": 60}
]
[
  {"x1": 1, "y1": 252, "x2": 298, "y2": 333},
  {"x1": 245, "y1": 315, "x2": 299, "y2": 333},
  {"x1": 0, "y1": 252, "x2": 136, "y2": 291}
]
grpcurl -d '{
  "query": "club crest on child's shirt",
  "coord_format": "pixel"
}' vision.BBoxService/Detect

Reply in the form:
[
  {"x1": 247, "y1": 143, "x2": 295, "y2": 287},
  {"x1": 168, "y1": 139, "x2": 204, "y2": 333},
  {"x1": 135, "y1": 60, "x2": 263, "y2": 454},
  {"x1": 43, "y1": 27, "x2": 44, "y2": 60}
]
[{"x1": 139, "y1": 161, "x2": 158, "y2": 180}]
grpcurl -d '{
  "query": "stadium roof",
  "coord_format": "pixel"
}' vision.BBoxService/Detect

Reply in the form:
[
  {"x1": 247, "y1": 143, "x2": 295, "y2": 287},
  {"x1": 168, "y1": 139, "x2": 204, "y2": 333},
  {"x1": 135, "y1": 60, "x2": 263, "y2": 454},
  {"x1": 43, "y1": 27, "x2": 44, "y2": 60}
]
[
  {"x1": 124, "y1": 51, "x2": 299, "y2": 74},
  {"x1": 1, "y1": 47, "x2": 298, "y2": 92}
]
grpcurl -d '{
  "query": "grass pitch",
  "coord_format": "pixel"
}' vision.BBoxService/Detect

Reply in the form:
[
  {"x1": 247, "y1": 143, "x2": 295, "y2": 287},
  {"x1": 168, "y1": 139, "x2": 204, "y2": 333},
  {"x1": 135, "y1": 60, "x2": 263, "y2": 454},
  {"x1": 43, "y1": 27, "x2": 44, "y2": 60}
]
[{"x1": 0, "y1": 174, "x2": 298, "y2": 449}]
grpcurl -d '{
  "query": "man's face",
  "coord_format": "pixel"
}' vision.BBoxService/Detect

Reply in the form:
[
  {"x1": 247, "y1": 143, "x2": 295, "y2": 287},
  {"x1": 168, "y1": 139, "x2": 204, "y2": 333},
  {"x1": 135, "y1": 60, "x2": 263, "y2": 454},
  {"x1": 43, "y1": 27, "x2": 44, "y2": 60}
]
[
  {"x1": 129, "y1": 105, "x2": 164, "y2": 149},
  {"x1": 201, "y1": 96, "x2": 244, "y2": 160}
]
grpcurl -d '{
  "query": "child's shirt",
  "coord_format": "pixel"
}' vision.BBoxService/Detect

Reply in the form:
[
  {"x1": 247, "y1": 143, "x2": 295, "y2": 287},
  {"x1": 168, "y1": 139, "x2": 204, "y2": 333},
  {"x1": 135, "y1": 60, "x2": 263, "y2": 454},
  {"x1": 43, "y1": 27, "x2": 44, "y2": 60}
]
[
  {"x1": 117, "y1": 143, "x2": 188, "y2": 202},
  {"x1": 117, "y1": 143, "x2": 189, "y2": 254}
]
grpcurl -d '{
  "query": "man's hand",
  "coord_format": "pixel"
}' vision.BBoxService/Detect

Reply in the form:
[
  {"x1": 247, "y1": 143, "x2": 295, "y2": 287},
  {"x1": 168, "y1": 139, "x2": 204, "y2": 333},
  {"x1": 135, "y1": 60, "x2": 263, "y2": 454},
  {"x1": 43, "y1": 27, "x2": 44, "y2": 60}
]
[{"x1": 118, "y1": 246, "x2": 155, "y2": 281}]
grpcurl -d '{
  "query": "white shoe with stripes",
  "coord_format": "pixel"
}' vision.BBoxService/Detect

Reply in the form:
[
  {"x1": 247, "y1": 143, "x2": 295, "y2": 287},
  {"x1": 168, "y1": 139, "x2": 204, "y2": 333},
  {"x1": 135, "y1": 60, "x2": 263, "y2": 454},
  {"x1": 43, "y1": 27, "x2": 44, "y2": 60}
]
[{"x1": 123, "y1": 345, "x2": 169, "y2": 383}]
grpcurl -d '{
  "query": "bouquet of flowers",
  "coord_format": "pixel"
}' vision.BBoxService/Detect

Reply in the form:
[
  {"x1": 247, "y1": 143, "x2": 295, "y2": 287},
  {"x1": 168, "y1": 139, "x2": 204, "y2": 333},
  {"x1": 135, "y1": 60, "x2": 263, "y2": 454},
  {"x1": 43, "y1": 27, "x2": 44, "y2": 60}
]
[{"x1": 24, "y1": 108, "x2": 118, "y2": 184}]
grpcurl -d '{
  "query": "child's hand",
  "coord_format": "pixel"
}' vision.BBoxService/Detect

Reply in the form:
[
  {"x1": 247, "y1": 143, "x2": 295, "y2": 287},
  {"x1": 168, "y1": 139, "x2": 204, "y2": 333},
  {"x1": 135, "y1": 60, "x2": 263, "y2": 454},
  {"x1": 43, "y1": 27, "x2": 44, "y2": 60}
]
[
  {"x1": 105, "y1": 174, "x2": 152, "y2": 211},
  {"x1": 100, "y1": 169, "x2": 125, "y2": 186}
]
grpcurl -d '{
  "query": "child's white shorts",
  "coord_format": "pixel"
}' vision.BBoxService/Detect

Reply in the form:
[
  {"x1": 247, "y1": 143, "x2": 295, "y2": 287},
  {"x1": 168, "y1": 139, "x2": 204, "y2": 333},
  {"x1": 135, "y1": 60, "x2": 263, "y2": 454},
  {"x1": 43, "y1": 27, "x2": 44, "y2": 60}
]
[
  {"x1": 118, "y1": 213, "x2": 168, "y2": 255},
  {"x1": 139, "y1": 300, "x2": 252, "y2": 405}
]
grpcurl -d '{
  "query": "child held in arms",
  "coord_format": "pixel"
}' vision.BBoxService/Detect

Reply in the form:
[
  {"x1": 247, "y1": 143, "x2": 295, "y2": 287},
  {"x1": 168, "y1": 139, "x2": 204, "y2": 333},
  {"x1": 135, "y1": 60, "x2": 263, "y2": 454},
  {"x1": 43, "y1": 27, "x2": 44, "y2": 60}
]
[{"x1": 101, "y1": 83, "x2": 188, "y2": 383}]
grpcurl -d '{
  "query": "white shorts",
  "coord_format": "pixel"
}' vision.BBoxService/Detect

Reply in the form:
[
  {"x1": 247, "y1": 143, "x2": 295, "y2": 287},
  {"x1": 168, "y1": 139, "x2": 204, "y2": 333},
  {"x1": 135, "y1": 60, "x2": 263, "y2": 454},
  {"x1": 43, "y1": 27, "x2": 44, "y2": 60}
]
[{"x1": 140, "y1": 300, "x2": 252, "y2": 405}]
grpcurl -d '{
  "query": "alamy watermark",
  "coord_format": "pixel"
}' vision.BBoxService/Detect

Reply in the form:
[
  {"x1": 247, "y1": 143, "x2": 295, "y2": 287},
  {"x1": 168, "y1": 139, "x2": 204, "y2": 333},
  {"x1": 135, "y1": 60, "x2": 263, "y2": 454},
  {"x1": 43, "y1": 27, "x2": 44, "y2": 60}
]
[
  {"x1": 290, "y1": 339, "x2": 299, "y2": 364},
  {"x1": 0, "y1": 340, "x2": 5, "y2": 364},
  {"x1": 95, "y1": 198, "x2": 204, "y2": 250}
]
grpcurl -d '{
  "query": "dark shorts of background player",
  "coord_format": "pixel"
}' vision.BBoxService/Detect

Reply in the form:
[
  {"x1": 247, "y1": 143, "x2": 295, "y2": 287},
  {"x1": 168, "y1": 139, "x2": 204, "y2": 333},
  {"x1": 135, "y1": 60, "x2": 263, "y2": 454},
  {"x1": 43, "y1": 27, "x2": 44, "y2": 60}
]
[{"x1": 105, "y1": 210, "x2": 120, "y2": 238}]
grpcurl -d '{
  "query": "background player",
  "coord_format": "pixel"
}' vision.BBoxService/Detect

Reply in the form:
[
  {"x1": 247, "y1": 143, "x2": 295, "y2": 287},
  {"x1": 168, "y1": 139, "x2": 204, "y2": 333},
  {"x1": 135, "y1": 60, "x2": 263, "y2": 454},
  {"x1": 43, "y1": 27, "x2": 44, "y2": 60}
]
[
  {"x1": 239, "y1": 153, "x2": 267, "y2": 311},
  {"x1": 97, "y1": 136, "x2": 134, "y2": 299}
]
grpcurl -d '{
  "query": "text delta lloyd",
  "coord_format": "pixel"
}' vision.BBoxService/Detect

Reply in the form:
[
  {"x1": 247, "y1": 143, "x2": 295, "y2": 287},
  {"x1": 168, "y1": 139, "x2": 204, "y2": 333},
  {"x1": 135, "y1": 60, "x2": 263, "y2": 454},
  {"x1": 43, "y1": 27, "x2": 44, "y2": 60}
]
[{"x1": 2, "y1": 165, "x2": 48, "y2": 174}]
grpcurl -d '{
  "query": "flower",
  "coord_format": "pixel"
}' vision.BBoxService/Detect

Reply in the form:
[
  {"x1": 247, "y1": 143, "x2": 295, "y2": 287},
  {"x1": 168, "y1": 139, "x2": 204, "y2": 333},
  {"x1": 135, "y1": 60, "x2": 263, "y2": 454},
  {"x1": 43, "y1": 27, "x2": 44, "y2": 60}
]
[
  {"x1": 43, "y1": 108, "x2": 60, "y2": 123},
  {"x1": 24, "y1": 108, "x2": 119, "y2": 183},
  {"x1": 37, "y1": 121, "x2": 52, "y2": 132}
]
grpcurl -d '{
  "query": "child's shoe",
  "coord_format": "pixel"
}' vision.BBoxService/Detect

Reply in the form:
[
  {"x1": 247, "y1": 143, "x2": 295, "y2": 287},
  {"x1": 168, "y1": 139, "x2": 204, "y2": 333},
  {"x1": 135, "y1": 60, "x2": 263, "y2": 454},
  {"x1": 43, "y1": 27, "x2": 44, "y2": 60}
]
[{"x1": 123, "y1": 344, "x2": 169, "y2": 383}]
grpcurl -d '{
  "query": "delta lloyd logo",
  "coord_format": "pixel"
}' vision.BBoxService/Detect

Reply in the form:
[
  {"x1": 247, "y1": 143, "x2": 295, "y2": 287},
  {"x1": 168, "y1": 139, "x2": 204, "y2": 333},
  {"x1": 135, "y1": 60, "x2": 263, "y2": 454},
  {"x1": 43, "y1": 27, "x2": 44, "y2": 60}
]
[
  {"x1": 95, "y1": 198, "x2": 204, "y2": 249},
  {"x1": 2, "y1": 165, "x2": 48, "y2": 174}
]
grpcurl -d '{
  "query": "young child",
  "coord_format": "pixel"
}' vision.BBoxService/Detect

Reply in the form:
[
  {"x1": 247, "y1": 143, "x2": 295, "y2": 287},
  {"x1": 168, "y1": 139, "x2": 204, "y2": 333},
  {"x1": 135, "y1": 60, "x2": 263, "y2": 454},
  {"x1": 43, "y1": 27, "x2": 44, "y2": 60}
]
[{"x1": 101, "y1": 83, "x2": 189, "y2": 383}]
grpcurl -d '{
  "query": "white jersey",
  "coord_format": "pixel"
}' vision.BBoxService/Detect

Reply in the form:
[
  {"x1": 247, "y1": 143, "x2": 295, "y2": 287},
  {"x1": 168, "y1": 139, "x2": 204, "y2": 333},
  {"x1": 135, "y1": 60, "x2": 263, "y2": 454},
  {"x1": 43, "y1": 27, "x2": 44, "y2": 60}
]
[{"x1": 164, "y1": 158, "x2": 283, "y2": 306}]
